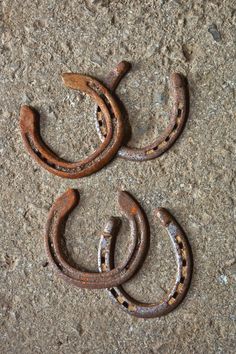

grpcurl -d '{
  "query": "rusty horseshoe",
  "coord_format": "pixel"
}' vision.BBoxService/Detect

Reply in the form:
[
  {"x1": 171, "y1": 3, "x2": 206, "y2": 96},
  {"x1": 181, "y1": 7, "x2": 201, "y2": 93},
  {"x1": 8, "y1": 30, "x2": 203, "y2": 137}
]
[
  {"x1": 98, "y1": 207, "x2": 193, "y2": 318},
  {"x1": 19, "y1": 73, "x2": 124, "y2": 178},
  {"x1": 95, "y1": 61, "x2": 189, "y2": 161},
  {"x1": 45, "y1": 189, "x2": 149, "y2": 289}
]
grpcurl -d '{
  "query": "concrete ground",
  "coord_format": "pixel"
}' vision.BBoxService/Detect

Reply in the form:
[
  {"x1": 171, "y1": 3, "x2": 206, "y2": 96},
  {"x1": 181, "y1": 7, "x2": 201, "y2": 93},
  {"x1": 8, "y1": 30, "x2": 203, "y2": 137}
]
[{"x1": 1, "y1": 1, "x2": 235, "y2": 353}]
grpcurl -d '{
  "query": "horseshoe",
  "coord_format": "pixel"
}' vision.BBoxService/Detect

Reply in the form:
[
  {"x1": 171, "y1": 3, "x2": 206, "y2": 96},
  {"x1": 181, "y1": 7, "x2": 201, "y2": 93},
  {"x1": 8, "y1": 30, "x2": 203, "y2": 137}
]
[
  {"x1": 98, "y1": 207, "x2": 193, "y2": 318},
  {"x1": 45, "y1": 189, "x2": 149, "y2": 289},
  {"x1": 95, "y1": 61, "x2": 189, "y2": 161},
  {"x1": 19, "y1": 73, "x2": 124, "y2": 179}
]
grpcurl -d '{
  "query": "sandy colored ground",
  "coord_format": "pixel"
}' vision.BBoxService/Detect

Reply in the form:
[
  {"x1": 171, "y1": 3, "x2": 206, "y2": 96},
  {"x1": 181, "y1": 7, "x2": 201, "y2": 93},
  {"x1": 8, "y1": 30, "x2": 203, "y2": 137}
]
[{"x1": 1, "y1": 1, "x2": 235, "y2": 353}]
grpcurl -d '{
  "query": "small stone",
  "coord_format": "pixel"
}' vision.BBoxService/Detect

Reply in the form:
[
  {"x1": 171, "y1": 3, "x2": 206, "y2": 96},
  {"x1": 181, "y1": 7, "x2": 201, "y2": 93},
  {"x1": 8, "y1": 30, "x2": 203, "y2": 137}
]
[
  {"x1": 218, "y1": 274, "x2": 228, "y2": 285},
  {"x1": 0, "y1": 138, "x2": 6, "y2": 153},
  {"x1": 153, "y1": 92, "x2": 166, "y2": 105},
  {"x1": 90, "y1": 53, "x2": 103, "y2": 66},
  {"x1": 22, "y1": 93, "x2": 32, "y2": 104},
  {"x1": 145, "y1": 44, "x2": 158, "y2": 58},
  {"x1": 208, "y1": 24, "x2": 222, "y2": 42},
  {"x1": 48, "y1": 110, "x2": 58, "y2": 120}
]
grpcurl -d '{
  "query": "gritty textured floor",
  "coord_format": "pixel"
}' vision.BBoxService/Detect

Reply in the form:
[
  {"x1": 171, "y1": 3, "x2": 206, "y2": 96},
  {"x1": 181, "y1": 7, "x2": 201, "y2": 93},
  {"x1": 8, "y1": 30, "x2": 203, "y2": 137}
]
[{"x1": 1, "y1": 0, "x2": 236, "y2": 353}]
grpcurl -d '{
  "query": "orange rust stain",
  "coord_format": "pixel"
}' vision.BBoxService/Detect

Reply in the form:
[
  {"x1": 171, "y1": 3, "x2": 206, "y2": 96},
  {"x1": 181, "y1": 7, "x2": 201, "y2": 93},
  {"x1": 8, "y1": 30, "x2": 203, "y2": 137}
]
[
  {"x1": 80, "y1": 275, "x2": 90, "y2": 282},
  {"x1": 131, "y1": 206, "x2": 137, "y2": 215}
]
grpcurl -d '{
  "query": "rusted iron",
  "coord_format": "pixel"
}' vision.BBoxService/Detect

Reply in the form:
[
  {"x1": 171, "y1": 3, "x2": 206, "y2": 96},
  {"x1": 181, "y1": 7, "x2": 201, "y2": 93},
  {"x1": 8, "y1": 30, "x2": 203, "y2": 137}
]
[
  {"x1": 98, "y1": 207, "x2": 193, "y2": 318},
  {"x1": 45, "y1": 189, "x2": 149, "y2": 289},
  {"x1": 19, "y1": 73, "x2": 125, "y2": 179},
  {"x1": 95, "y1": 61, "x2": 189, "y2": 161}
]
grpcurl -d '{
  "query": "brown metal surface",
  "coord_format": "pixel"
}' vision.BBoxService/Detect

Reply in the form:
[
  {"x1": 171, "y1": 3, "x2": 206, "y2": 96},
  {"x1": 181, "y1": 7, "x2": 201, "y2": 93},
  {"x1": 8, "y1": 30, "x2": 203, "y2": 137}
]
[
  {"x1": 20, "y1": 73, "x2": 124, "y2": 178},
  {"x1": 45, "y1": 189, "x2": 149, "y2": 289},
  {"x1": 98, "y1": 207, "x2": 193, "y2": 318},
  {"x1": 95, "y1": 61, "x2": 189, "y2": 161}
]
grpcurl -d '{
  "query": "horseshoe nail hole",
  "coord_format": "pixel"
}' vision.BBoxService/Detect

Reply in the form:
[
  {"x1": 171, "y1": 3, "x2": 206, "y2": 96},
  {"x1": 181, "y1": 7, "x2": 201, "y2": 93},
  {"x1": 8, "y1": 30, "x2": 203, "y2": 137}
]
[
  {"x1": 110, "y1": 288, "x2": 118, "y2": 298},
  {"x1": 101, "y1": 256, "x2": 105, "y2": 264},
  {"x1": 42, "y1": 156, "x2": 48, "y2": 163},
  {"x1": 178, "y1": 242, "x2": 184, "y2": 249},
  {"x1": 176, "y1": 235, "x2": 182, "y2": 243},
  {"x1": 100, "y1": 93, "x2": 112, "y2": 109},
  {"x1": 97, "y1": 107, "x2": 101, "y2": 112},
  {"x1": 165, "y1": 136, "x2": 170, "y2": 142},
  {"x1": 173, "y1": 123, "x2": 178, "y2": 130},
  {"x1": 122, "y1": 301, "x2": 129, "y2": 309},
  {"x1": 153, "y1": 146, "x2": 158, "y2": 151},
  {"x1": 168, "y1": 298, "x2": 175, "y2": 305},
  {"x1": 98, "y1": 120, "x2": 103, "y2": 126},
  {"x1": 100, "y1": 93, "x2": 105, "y2": 98},
  {"x1": 177, "y1": 109, "x2": 182, "y2": 117},
  {"x1": 177, "y1": 117, "x2": 182, "y2": 125},
  {"x1": 182, "y1": 259, "x2": 187, "y2": 267},
  {"x1": 180, "y1": 276, "x2": 185, "y2": 283},
  {"x1": 48, "y1": 162, "x2": 56, "y2": 169},
  {"x1": 173, "y1": 292, "x2": 178, "y2": 299},
  {"x1": 145, "y1": 149, "x2": 154, "y2": 155},
  {"x1": 106, "y1": 102, "x2": 112, "y2": 110}
]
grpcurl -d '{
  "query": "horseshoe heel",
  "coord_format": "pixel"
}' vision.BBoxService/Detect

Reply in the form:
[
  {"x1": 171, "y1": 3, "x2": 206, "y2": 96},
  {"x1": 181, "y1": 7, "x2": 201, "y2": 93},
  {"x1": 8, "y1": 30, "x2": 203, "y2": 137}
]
[
  {"x1": 98, "y1": 207, "x2": 193, "y2": 318},
  {"x1": 45, "y1": 189, "x2": 149, "y2": 289},
  {"x1": 20, "y1": 74, "x2": 124, "y2": 178},
  {"x1": 95, "y1": 61, "x2": 189, "y2": 161}
]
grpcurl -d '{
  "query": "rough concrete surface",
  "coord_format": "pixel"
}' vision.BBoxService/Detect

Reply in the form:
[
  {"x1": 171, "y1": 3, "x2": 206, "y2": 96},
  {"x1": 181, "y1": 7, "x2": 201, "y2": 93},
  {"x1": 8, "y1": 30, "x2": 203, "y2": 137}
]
[{"x1": 0, "y1": 0, "x2": 236, "y2": 353}]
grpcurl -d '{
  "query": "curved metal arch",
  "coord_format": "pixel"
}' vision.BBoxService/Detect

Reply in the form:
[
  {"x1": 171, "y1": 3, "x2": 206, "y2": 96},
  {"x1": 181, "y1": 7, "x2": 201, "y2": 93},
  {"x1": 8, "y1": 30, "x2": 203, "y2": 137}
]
[
  {"x1": 20, "y1": 74, "x2": 124, "y2": 178},
  {"x1": 98, "y1": 207, "x2": 193, "y2": 318},
  {"x1": 45, "y1": 189, "x2": 149, "y2": 289},
  {"x1": 95, "y1": 61, "x2": 189, "y2": 161}
]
